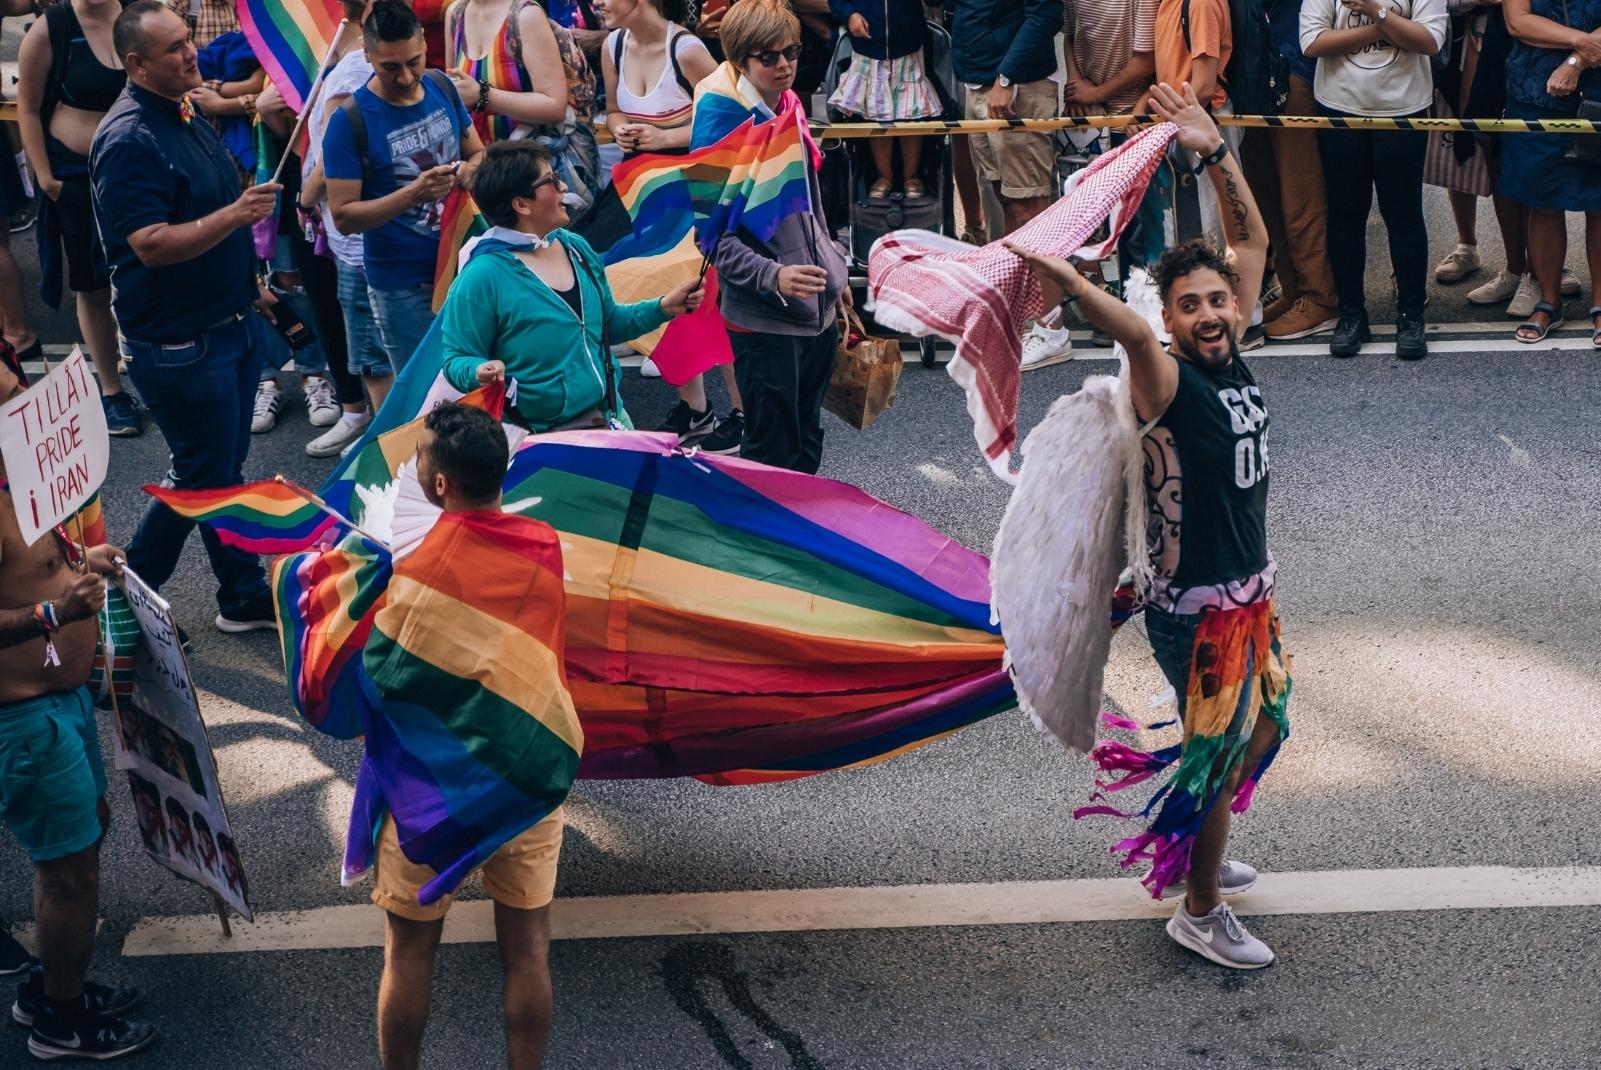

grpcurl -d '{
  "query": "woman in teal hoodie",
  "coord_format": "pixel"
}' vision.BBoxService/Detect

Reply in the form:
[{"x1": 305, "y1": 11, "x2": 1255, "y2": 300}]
[{"x1": 441, "y1": 140, "x2": 703, "y2": 431}]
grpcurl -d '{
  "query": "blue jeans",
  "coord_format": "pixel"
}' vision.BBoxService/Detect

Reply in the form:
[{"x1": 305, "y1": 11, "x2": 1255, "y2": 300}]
[
  {"x1": 260, "y1": 234, "x2": 328, "y2": 381},
  {"x1": 336, "y1": 260, "x2": 394, "y2": 378},
  {"x1": 122, "y1": 315, "x2": 270, "y2": 613},
  {"x1": 367, "y1": 281, "x2": 434, "y2": 374}
]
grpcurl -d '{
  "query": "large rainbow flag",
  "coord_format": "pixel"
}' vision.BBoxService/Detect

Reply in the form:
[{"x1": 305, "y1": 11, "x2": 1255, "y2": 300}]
[{"x1": 234, "y1": 0, "x2": 345, "y2": 112}]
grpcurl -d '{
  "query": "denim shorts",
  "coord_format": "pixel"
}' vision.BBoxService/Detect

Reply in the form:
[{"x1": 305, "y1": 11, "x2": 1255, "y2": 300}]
[
  {"x1": 335, "y1": 260, "x2": 397, "y2": 378},
  {"x1": 1144, "y1": 607, "x2": 1255, "y2": 736},
  {"x1": 0, "y1": 688, "x2": 107, "y2": 862},
  {"x1": 367, "y1": 281, "x2": 435, "y2": 374}
]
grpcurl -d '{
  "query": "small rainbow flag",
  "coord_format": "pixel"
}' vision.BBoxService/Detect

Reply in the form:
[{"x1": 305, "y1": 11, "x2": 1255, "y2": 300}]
[
  {"x1": 145, "y1": 479, "x2": 337, "y2": 553},
  {"x1": 432, "y1": 187, "x2": 486, "y2": 313},
  {"x1": 610, "y1": 106, "x2": 811, "y2": 259},
  {"x1": 235, "y1": 0, "x2": 346, "y2": 112}
]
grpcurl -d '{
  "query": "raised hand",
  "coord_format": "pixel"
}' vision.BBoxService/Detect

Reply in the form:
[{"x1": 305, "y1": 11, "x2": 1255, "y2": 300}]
[{"x1": 1147, "y1": 81, "x2": 1224, "y2": 156}]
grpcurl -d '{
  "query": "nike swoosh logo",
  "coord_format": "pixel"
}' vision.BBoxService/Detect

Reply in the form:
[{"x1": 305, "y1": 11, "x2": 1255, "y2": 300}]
[
  {"x1": 52, "y1": 1034, "x2": 83, "y2": 1049},
  {"x1": 1194, "y1": 925, "x2": 1216, "y2": 945}
]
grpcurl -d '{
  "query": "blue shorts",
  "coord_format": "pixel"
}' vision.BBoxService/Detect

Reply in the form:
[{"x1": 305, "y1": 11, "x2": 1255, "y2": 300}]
[
  {"x1": 367, "y1": 282, "x2": 435, "y2": 374},
  {"x1": 0, "y1": 688, "x2": 107, "y2": 863},
  {"x1": 335, "y1": 260, "x2": 398, "y2": 379}
]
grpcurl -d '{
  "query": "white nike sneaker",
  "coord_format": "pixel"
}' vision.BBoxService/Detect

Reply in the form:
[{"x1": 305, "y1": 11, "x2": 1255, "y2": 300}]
[
  {"x1": 1166, "y1": 900, "x2": 1275, "y2": 970},
  {"x1": 1020, "y1": 322, "x2": 1074, "y2": 371},
  {"x1": 1158, "y1": 858, "x2": 1259, "y2": 900}
]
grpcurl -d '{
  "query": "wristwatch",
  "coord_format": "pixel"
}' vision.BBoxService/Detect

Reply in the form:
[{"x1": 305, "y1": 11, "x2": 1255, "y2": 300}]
[
  {"x1": 1568, "y1": 54, "x2": 1581, "y2": 68},
  {"x1": 1376, "y1": 6, "x2": 1389, "y2": 20},
  {"x1": 997, "y1": 74, "x2": 1012, "y2": 89}
]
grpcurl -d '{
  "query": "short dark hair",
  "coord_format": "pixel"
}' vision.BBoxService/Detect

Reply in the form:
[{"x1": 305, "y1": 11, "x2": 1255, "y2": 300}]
[
  {"x1": 363, "y1": 0, "x2": 421, "y2": 49},
  {"x1": 470, "y1": 141, "x2": 556, "y2": 229},
  {"x1": 424, "y1": 403, "x2": 507, "y2": 502},
  {"x1": 1154, "y1": 238, "x2": 1238, "y2": 303},
  {"x1": 114, "y1": 0, "x2": 170, "y2": 60}
]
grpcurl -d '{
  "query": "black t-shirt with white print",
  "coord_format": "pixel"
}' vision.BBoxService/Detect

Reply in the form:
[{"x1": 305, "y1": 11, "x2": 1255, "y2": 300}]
[{"x1": 1144, "y1": 353, "x2": 1270, "y2": 592}]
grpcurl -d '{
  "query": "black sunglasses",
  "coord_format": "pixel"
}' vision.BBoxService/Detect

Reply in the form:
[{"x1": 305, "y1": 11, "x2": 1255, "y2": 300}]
[
  {"x1": 527, "y1": 170, "x2": 566, "y2": 196},
  {"x1": 752, "y1": 44, "x2": 801, "y2": 67}
]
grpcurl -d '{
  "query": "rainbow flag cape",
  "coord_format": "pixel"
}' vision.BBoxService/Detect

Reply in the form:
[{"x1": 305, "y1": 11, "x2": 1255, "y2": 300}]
[
  {"x1": 234, "y1": 0, "x2": 345, "y2": 112},
  {"x1": 611, "y1": 107, "x2": 811, "y2": 260},
  {"x1": 432, "y1": 187, "x2": 486, "y2": 313},
  {"x1": 145, "y1": 479, "x2": 338, "y2": 553},
  {"x1": 348, "y1": 510, "x2": 580, "y2": 903}
]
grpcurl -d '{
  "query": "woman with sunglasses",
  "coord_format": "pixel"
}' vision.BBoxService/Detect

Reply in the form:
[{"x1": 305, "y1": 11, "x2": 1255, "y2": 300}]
[
  {"x1": 696, "y1": 0, "x2": 849, "y2": 475},
  {"x1": 440, "y1": 140, "x2": 703, "y2": 431}
]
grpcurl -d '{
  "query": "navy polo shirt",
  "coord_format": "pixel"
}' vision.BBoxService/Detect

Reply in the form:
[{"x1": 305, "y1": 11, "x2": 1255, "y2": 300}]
[{"x1": 90, "y1": 83, "x2": 256, "y2": 343}]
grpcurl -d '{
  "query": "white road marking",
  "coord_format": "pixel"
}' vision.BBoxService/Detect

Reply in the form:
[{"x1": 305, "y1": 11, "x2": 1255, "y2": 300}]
[{"x1": 120, "y1": 864, "x2": 1601, "y2": 958}]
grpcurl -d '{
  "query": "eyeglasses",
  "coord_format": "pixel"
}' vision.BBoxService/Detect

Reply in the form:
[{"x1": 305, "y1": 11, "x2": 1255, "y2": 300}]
[
  {"x1": 752, "y1": 44, "x2": 801, "y2": 67},
  {"x1": 527, "y1": 171, "x2": 566, "y2": 196}
]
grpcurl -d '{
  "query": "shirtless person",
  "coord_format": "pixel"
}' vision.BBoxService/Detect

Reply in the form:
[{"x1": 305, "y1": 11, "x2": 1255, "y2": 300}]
[
  {"x1": 0, "y1": 363, "x2": 156, "y2": 1059},
  {"x1": 1011, "y1": 83, "x2": 1292, "y2": 970}
]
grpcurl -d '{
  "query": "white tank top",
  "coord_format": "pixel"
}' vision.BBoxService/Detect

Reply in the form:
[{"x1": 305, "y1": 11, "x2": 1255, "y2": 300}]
[{"x1": 608, "y1": 24, "x2": 701, "y2": 129}]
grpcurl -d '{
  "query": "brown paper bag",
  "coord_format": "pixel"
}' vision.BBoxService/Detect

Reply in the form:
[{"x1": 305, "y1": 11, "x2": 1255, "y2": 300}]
[{"x1": 824, "y1": 307, "x2": 903, "y2": 431}]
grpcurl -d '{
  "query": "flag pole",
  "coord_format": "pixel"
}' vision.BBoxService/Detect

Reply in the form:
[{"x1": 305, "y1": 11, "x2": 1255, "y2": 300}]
[
  {"x1": 268, "y1": 19, "x2": 352, "y2": 185},
  {"x1": 271, "y1": 474, "x2": 391, "y2": 550}
]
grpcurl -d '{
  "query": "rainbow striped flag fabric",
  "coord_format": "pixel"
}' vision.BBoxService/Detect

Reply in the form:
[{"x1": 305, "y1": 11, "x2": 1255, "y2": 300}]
[
  {"x1": 145, "y1": 479, "x2": 337, "y2": 553},
  {"x1": 610, "y1": 107, "x2": 811, "y2": 260},
  {"x1": 234, "y1": 0, "x2": 345, "y2": 112},
  {"x1": 347, "y1": 510, "x2": 581, "y2": 902},
  {"x1": 432, "y1": 187, "x2": 487, "y2": 313}
]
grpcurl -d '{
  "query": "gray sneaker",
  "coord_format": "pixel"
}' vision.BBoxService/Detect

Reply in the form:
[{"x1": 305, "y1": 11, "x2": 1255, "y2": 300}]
[
  {"x1": 1166, "y1": 901, "x2": 1275, "y2": 970},
  {"x1": 1158, "y1": 858, "x2": 1258, "y2": 900}
]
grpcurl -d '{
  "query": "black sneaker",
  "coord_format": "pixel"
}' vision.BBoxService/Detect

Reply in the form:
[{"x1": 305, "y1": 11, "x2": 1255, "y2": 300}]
[
  {"x1": 656, "y1": 401, "x2": 715, "y2": 444},
  {"x1": 1395, "y1": 313, "x2": 1428, "y2": 361},
  {"x1": 0, "y1": 930, "x2": 33, "y2": 978},
  {"x1": 14, "y1": 966, "x2": 139, "y2": 1027},
  {"x1": 1239, "y1": 324, "x2": 1266, "y2": 352},
  {"x1": 699, "y1": 410, "x2": 744, "y2": 455},
  {"x1": 101, "y1": 392, "x2": 143, "y2": 438},
  {"x1": 29, "y1": 1005, "x2": 155, "y2": 1061},
  {"x1": 1329, "y1": 309, "x2": 1371, "y2": 358},
  {"x1": 214, "y1": 594, "x2": 276, "y2": 635}
]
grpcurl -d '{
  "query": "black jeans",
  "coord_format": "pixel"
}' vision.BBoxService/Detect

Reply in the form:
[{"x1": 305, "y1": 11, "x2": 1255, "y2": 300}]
[
  {"x1": 1316, "y1": 106, "x2": 1430, "y2": 317},
  {"x1": 286, "y1": 222, "x2": 365, "y2": 407},
  {"x1": 730, "y1": 322, "x2": 840, "y2": 474}
]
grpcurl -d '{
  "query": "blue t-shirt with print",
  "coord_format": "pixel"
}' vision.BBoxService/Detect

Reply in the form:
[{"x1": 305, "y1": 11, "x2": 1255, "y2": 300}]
[{"x1": 322, "y1": 74, "x2": 471, "y2": 291}]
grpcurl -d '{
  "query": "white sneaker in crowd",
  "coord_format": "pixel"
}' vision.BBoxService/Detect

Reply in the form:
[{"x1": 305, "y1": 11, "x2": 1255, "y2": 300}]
[
  {"x1": 306, "y1": 413, "x2": 370, "y2": 458},
  {"x1": 303, "y1": 375, "x2": 339, "y2": 427},
  {"x1": 1020, "y1": 322, "x2": 1074, "y2": 371},
  {"x1": 1505, "y1": 273, "x2": 1540, "y2": 320},
  {"x1": 1467, "y1": 268, "x2": 1520, "y2": 306},
  {"x1": 1167, "y1": 900, "x2": 1275, "y2": 970},
  {"x1": 639, "y1": 355, "x2": 662, "y2": 379},
  {"x1": 1158, "y1": 859, "x2": 1260, "y2": 900},
  {"x1": 1433, "y1": 242, "x2": 1481, "y2": 283},
  {"x1": 252, "y1": 380, "x2": 281, "y2": 434},
  {"x1": 1561, "y1": 267, "x2": 1583, "y2": 296}
]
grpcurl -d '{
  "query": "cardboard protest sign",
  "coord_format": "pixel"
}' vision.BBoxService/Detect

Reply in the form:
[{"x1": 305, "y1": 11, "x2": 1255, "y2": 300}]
[
  {"x1": 0, "y1": 348, "x2": 108, "y2": 544},
  {"x1": 112, "y1": 568, "x2": 254, "y2": 922}
]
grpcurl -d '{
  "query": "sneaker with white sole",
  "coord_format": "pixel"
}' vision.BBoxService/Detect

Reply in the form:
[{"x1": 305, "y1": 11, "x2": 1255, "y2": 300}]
[
  {"x1": 1562, "y1": 267, "x2": 1583, "y2": 296},
  {"x1": 1263, "y1": 299, "x2": 1338, "y2": 340},
  {"x1": 303, "y1": 375, "x2": 339, "y2": 427},
  {"x1": 215, "y1": 594, "x2": 277, "y2": 635},
  {"x1": 251, "y1": 380, "x2": 281, "y2": 434},
  {"x1": 1020, "y1": 322, "x2": 1074, "y2": 371},
  {"x1": 699, "y1": 409, "x2": 744, "y2": 455},
  {"x1": 639, "y1": 356, "x2": 662, "y2": 379},
  {"x1": 1433, "y1": 243, "x2": 1481, "y2": 283},
  {"x1": 657, "y1": 400, "x2": 715, "y2": 443},
  {"x1": 1158, "y1": 858, "x2": 1259, "y2": 900},
  {"x1": 14, "y1": 965, "x2": 139, "y2": 1028},
  {"x1": 1166, "y1": 900, "x2": 1275, "y2": 970},
  {"x1": 306, "y1": 416, "x2": 368, "y2": 458},
  {"x1": 1467, "y1": 268, "x2": 1520, "y2": 306},
  {"x1": 1505, "y1": 273, "x2": 1540, "y2": 319},
  {"x1": 29, "y1": 1005, "x2": 156, "y2": 1062}
]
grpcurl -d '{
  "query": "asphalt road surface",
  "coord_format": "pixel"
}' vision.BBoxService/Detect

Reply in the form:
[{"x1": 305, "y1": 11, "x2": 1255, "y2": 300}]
[{"x1": 0, "y1": 77, "x2": 1598, "y2": 1068}]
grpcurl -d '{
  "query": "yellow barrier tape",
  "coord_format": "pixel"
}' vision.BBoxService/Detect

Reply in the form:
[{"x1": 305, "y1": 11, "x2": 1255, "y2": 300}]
[{"x1": 811, "y1": 113, "x2": 1601, "y2": 139}]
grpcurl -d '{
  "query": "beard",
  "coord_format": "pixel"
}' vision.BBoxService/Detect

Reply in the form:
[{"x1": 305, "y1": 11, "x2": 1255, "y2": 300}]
[{"x1": 1173, "y1": 330, "x2": 1239, "y2": 370}]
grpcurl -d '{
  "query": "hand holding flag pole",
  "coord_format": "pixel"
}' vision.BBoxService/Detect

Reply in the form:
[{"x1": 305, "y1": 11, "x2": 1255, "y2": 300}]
[{"x1": 268, "y1": 19, "x2": 352, "y2": 185}]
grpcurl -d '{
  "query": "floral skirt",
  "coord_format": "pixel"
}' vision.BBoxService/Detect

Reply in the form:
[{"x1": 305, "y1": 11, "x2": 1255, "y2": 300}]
[{"x1": 827, "y1": 51, "x2": 943, "y2": 121}]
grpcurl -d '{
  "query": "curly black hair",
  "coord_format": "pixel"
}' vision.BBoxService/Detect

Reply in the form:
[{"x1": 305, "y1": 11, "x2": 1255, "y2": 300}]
[{"x1": 1154, "y1": 239, "x2": 1238, "y2": 303}]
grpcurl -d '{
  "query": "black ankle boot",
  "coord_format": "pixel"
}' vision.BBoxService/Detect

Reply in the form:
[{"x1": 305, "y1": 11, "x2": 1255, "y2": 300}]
[{"x1": 1329, "y1": 309, "x2": 1371, "y2": 358}]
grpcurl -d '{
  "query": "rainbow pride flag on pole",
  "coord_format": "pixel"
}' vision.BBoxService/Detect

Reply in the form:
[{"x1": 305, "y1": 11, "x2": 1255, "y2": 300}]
[
  {"x1": 146, "y1": 479, "x2": 338, "y2": 553},
  {"x1": 234, "y1": 0, "x2": 344, "y2": 112},
  {"x1": 432, "y1": 187, "x2": 487, "y2": 312}
]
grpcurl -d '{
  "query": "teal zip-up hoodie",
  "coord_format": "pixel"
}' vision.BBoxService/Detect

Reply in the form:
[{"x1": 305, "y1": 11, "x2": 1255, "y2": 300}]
[{"x1": 440, "y1": 229, "x2": 670, "y2": 431}]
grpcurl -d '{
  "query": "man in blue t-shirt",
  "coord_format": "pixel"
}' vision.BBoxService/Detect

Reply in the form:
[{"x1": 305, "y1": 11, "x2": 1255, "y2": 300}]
[{"x1": 323, "y1": 0, "x2": 483, "y2": 374}]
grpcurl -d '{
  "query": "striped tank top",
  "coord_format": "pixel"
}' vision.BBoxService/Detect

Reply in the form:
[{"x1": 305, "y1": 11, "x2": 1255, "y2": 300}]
[{"x1": 453, "y1": 4, "x2": 532, "y2": 143}]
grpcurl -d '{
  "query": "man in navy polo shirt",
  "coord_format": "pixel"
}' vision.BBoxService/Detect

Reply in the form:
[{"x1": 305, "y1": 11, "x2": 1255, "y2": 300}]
[{"x1": 91, "y1": 0, "x2": 282, "y2": 633}]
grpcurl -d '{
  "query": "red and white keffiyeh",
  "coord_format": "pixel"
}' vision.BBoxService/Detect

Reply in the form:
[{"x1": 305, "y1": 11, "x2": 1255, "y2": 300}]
[{"x1": 867, "y1": 124, "x2": 1176, "y2": 482}]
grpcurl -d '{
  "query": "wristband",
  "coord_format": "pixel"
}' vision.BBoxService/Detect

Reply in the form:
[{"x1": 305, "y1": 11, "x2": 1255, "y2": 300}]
[
  {"x1": 1192, "y1": 140, "x2": 1228, "y2": 175},
  {"x1": 475, "y1": 79, "x2": 492, "y2": 113}
]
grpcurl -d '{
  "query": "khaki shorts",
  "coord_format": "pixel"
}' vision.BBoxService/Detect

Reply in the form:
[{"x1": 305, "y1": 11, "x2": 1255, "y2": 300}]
[
  {"x1": 372, "y1": 806, "x2": 565, "y2": 922},
  {"x1": 965, "y1": 79, "x2": 1060, "y2": 200}
]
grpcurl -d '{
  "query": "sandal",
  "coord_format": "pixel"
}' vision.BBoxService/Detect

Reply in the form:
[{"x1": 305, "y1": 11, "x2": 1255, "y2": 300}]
[
  {"x1": 1590, "y1": 305, "x2": 1601, "y2": 349},
  {"x1": 867, "y1": 178, "x2": 892, "y2": 201},
  {"x1": 904, "y1": 179, "x2": 927, "y2": 201},
  {"x1": 1515, "y1": 301, "x2": 1563, "y2": 343}
]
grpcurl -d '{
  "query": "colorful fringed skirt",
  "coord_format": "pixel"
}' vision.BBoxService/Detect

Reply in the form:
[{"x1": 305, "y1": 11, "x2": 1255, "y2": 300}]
[{"x1": 1077, "y1": 599, "x2": 1292, "y2": 898}]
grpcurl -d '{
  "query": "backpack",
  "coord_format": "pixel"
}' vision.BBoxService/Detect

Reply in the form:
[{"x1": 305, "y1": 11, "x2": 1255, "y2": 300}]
[
  {"x1": 338, "y1": 68, "x2": 459, "y2": 186},
  {"x1": 610, "y1": 27, "x2": 697, "y2": 100},
  {"x1": 1182, "y1": 0, "x2": 1289, "y2": 115},
  {"x1": 506, "y1": 0, "x2": 598, "y2": 122}
]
